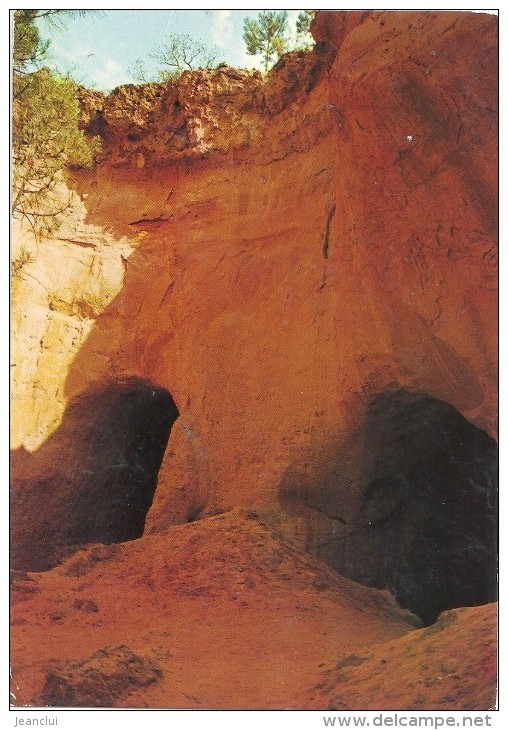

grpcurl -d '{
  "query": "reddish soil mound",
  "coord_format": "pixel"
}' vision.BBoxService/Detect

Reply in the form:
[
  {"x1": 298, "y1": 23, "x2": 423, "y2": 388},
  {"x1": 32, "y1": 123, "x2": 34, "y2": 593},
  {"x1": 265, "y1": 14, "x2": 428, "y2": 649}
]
[
  {"x1": 305, "y1": 603, "x2": 496, "y2": 711},
  {"x1": 10, "y1": 511, "x2": 495, "y2": 709}
]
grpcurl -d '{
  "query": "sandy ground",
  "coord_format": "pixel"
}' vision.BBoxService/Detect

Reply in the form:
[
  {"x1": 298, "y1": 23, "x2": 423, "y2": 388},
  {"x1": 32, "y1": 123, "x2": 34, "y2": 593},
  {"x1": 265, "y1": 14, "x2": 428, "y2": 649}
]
[{"x1": 10, "y1": 510, "x2": 496, "y2": 710}]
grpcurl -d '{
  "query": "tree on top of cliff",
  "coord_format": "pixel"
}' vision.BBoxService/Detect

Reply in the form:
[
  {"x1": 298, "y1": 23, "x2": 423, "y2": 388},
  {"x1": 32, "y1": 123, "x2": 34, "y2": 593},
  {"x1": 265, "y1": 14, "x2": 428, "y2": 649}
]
[
  {"x1": 13, "y1": 10, "x2": 49, "y2": 78},
  {"x1": 295, "y1": 10, "x2": 316, "y2": 51},
  {"x1": 13, "y1": 10, "x2": 99, "y2": 95},
  {"x1": 243, "y1": 10, "x2": 289, "y2": 73},
  {"x1": 12, "y1": 10, "x2": 101, "y2": 239},
  {"x1": 132, "y1": 33, "x2": 221, "y2": 83}
]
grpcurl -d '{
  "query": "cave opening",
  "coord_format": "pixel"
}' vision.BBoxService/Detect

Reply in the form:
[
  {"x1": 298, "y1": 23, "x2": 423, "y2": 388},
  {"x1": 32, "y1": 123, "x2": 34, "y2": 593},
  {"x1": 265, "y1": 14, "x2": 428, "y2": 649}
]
[
  {"x1": 342, "y1": 390, "x2": 498, "y2": 624},
  {"x1": 57, "y1": 379, "x2": 179, "y2": 549},
  {"x1": 283, "y1": 389, "x2": 498, "y2": 625}
]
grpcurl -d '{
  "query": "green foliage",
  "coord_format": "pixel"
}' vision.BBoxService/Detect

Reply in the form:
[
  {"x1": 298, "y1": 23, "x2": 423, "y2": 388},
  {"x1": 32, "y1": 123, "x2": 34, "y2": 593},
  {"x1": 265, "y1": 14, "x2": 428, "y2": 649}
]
[
  {"x1": 132, "y1": 33, "x2": 221, "y2": 83},
  {"x1": 13, "y1": 9, "x2": 98, "y2": 76},
  {"x1": 13, "y1": 68, "x2": 100, "y2": 237},
  {"x1": 13, "y1": 10, "x2": 49, "y2": 74},
  {"x1": 12, "y1": 9, "x2": 101, "y2": 238},
  {"x1": 295, "y1": 10, "x2": 316, "y2": 51},
  {"x1": 295, "y1": 10, "x2": 315, "y2": 36},
  {"x1": 243, "y1": 11, "x2": 289, "y2": 73}
]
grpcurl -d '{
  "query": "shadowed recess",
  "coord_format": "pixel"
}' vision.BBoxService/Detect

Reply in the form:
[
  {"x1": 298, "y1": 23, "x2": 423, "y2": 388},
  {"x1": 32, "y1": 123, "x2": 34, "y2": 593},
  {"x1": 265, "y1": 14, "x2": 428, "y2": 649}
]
[
  {"x1": 10, "y1": 379, "x2": 179, "y2": 570},
  {"x1": 345, "y1": 390, "x2": 498, "y2": 624},
  {"x1": 281, "y1": 389, "x2": 498, "y2": 625},
  {"x1": 62, "y1": 380, "x2": 179, "y2": 546}
]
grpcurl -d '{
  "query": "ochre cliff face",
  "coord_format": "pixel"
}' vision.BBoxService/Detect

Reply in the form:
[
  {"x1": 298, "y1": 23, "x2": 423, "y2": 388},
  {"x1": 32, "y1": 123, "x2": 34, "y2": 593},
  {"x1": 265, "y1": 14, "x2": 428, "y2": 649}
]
[
  {"x1": 326, "y1": 10, "x2": 497, "y2": 432},
  {"x1": 11, "y1": 202, "x2": 137, "y2": 452},
  {"x1": 11, "y1": 10, "x2": 497, "y2": 624}
]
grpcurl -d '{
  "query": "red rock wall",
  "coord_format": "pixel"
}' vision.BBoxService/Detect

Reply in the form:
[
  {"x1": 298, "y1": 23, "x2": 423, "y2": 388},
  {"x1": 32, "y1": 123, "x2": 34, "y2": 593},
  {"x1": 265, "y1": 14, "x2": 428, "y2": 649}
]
[
  {"x1": 11, "y1": 11, "x2": 497, "y2": 571},
  {"x1": 327, "y1": 10, "x2": 497, "y2": 432}
]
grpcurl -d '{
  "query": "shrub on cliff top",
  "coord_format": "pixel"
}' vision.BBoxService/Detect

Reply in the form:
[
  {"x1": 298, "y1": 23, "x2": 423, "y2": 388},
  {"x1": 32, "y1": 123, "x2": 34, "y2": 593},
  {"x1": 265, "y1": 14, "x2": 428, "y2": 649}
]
[
  {"x1": 242, "y1": 10, "x2": 316, "y2": 73},
  {"x1": 295, "y1": 10, "x2": 316, "y2": 51},
  {"x1": 243, "y1": 10, "x2": 289, "y2": 73},
  {"x1": 131, "y1": 33, "x2": 221, "y2": 83},
  {"x1": 12, "y1": 10, "x2": 100, "y2": 238}
]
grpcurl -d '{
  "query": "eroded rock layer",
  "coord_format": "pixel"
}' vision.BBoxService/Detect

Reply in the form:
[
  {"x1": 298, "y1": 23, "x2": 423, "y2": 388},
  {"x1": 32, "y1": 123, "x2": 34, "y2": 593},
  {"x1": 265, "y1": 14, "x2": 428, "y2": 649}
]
[{"x1": 11, "y1": 11, "x2": 497, "y2": 704}]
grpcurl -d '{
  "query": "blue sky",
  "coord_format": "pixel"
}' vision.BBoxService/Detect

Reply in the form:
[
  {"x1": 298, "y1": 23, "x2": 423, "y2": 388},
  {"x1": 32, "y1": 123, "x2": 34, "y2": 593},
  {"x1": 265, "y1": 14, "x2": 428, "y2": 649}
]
[
  {"x1": 36, "y1": 10, "x2": 306, "y2": 91},
  {"x1": 33, "y1": 7, "x2": 499, "y2": 92}
]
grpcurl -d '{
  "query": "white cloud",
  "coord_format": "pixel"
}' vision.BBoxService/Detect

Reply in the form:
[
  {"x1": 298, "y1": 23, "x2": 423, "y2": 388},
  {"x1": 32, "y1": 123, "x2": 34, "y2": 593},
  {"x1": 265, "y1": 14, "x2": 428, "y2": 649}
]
[
  {"x1": 51, "y1": 40, "x2": 96, "y2": 66},
  {"x1": 287, "y1": 10, "x2": 300, "y2": 21},
  {"x1": 286, "y1": 9, "x2": 301, "y2": 45},
  {"x1": 48, "y1": 40, "x2": 131, "y2": 91},
  {"x1": 91, "y1": 57, "x2": 131, "y2": 91},
  {"x1": 211, "y1": 10, "x2": 234, "y2": 49},
  {"x1": 234, "y1": 46, "x2": 264, "y2": 72}
]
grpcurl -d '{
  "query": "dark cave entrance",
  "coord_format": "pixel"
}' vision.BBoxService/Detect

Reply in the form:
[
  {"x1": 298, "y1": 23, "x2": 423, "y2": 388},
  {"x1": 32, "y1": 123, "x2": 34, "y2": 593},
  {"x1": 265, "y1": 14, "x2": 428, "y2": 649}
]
[
  {"x1": 282, "y1": 389, "x2": 498, "y2": 625},
  {"x1": 59, "y1": 379, "x2": 179, "y2": 548},
  {"x1": 340, "y1": 390, "x2": 498, "y2": 624}
]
